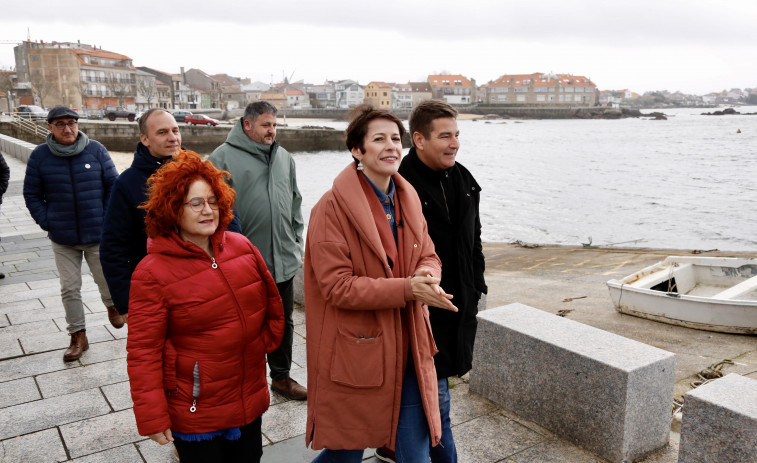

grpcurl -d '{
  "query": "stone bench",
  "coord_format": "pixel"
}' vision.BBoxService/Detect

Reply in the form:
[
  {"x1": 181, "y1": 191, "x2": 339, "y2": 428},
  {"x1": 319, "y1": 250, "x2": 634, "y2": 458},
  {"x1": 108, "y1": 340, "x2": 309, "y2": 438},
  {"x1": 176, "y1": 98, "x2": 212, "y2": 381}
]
[
  {"x1": 470, "y1": 303, "x2": 676, "y2": 463},
  {"x1": 678, "y1": 373, "x2": 757, "y2": 462}
]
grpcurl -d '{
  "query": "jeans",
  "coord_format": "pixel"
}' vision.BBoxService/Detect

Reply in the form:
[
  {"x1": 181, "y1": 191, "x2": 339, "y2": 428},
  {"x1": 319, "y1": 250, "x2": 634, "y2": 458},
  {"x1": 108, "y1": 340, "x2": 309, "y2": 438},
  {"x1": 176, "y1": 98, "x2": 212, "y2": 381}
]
[
  {"x1": 429, "y1": 378, "x2": 457, "y2": 463},
  {"x1": 268, "y1": 277, "x2": 294, "y2": 380},
  {"x1": 313, "y1": 371, "x2": 431, "y2": 463},
  {"x1": 51, "y1": 242, "x2": 113, "y2": 333},
  {"x1": 173, "y1": 416, "x2": 262, "y2": 463}
]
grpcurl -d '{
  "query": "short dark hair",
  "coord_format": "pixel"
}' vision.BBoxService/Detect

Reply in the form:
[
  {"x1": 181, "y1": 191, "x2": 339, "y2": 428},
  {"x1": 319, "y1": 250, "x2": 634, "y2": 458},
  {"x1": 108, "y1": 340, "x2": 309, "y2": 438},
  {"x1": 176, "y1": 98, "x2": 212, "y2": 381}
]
[
  {"x1": 409, "y1": 99, "x2": 457, "y2": 144},
  {"x1": 244, "y1": 101, "x2": 277, "y2": 123},
  {"x1": 345, "y1": 104, "x2": 405, "y2": 156},
  {"x1": 139, "y1": 108, "x2": 171, "y2": 135}
]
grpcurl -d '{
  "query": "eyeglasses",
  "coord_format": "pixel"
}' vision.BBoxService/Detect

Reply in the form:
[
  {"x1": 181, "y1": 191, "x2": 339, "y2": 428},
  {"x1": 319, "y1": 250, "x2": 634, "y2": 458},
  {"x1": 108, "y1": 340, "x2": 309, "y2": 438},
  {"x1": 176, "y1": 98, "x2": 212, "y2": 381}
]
[
  {"x1": 184, "y1": 196, "x2": 219, "y2": 212},
  {"x1": 52, "y1": 121, "x2": 78, "y2": 129}
]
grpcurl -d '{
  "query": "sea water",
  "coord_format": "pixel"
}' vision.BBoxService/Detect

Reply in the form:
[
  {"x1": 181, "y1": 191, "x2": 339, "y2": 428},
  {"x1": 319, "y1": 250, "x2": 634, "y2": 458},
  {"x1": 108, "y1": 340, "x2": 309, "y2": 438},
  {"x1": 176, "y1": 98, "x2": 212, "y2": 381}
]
[{"x1": 291, "y1": 107, "x2": 757, "y2": 251}]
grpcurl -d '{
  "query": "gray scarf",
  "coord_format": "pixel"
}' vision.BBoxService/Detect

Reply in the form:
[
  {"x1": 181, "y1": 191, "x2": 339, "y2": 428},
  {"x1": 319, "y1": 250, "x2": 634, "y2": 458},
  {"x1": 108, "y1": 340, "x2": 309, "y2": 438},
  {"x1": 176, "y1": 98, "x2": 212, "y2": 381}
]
[{"x1": 46, "y1": 131, "x2": 90, "y2": 157}]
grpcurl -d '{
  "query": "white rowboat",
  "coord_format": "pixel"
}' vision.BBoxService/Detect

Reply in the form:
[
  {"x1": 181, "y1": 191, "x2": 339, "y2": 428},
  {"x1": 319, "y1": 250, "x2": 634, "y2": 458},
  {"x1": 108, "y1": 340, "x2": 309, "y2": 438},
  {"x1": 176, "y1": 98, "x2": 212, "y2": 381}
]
[{"x1": 606, "y1": 256, "x2": 757, "y2": 334}]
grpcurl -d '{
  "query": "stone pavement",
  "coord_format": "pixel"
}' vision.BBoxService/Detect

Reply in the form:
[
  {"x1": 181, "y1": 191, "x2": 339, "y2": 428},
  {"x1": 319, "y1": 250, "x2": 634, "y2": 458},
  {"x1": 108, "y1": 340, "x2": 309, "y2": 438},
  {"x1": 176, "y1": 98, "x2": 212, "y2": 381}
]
[{"x1": 0, "y1": 149, "x2": 691, "y2": 462}]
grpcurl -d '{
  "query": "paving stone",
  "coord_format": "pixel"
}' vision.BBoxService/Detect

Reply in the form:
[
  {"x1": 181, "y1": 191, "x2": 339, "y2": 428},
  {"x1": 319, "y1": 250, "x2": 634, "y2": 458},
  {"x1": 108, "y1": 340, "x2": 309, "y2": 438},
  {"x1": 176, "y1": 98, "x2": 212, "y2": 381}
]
[
  {"x1": 0, "y1": 388, "x2": 110, "y2": 440},
  {"x1": 292, "y1": 341, "x2": 306, "y2": 368},
  {"x1": 262, "y1": 398, "x2": 308, "y2": 443},
  {"x1": 678, "y1": 373, "x2": 757, "y2": 462},
  {"x1": 37, "y1": 358, "x2": 128, "y2": 398},
  {"x1": 7, "y1": 304, "x2": 66, "y2": 325},
  {"x1": 293, "y1": 323, "x2": 307, "y2": 342},
  {"x1": 78, "y1": 338, "x2": 127, "y2": 365},
  {"x1": 0, "y1": 315, "x2": 7, "y2": 329},
  {"x1": 136, "y1": 439, "x2": 179, "y2": 463},
  {"x1": 0, "y1": 428, "x2": 67, "y2": 463},
  {"x1": 506, "y1": 437, "x2": 606, "y2": 462},
  {"x1": 72, "y1": 444, "x2": 143, "y2": 462},
  {"x1": 0, "y1": 377, "x2": 41, "y2": 408},
  {"x1": 0, "y1": 280, "x2": 32, "y2": 296},
  {"x1": 0, "y1": 348, "x2": 79, "y2": 382},
  {"x1": 260, "y1": 434, "x2": 328, "y2": 463},
  {"x1": 0, "y1": 285, "x2": 60, "y2": 304},
  {"x1": 104, "y1": 323, "x2": 128, "y2": 340},
  {"x1": 448, "y1": 382, "x2": 499, "y2": 426},
  {"x1": 453, "y1": 411, "x2": 547, "y2": 463},
  {"x1": 0, "y1": 298, "x2": 43, "y2": 316},
  {"x1": 102, "y1": 381, "x2": 132, "y2": 411},
  {"x1": 20, "y1": 325, "x2": 114, "y2": 355},
  {"x1": 60, "y1": 409, "x2": 142, "y2": 458},
  {"x1": 25, "y1": 278, "x2": 59, "y2": 290}
]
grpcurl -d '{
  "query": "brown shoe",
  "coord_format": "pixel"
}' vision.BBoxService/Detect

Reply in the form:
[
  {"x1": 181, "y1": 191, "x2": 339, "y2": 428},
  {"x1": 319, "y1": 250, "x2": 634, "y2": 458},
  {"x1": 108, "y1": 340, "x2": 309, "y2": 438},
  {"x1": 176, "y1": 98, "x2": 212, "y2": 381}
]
[
  {"x1": 106, "y1": 305, "x2": 124, "y2": 329},
  {"x1": 63, "y1": 330, "x2": 89, "y2": 362},
  {"x1": 271, "y1": 376, "x2": 307, "y2": 401}
]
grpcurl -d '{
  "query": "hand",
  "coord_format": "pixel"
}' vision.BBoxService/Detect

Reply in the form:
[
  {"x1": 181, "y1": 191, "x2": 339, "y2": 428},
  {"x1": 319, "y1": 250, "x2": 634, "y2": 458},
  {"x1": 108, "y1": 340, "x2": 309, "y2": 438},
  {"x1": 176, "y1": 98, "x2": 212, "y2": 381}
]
[
  {"x1": 122, "y1": 313, "x2": 129, "y2": 324},
  {"x1": 149, "y1": 428, "x2": 173, "y2": 445},
  {"x1": 410, "y1": 275, "x2": 457, "y2": 312}
]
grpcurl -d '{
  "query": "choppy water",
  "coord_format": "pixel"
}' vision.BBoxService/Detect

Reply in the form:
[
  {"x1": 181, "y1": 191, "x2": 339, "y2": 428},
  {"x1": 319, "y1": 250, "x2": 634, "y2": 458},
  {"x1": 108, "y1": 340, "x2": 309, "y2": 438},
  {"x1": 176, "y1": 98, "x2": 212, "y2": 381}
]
[{"x1": 290, "y1": 107, "x2": 757, "y2": 251}]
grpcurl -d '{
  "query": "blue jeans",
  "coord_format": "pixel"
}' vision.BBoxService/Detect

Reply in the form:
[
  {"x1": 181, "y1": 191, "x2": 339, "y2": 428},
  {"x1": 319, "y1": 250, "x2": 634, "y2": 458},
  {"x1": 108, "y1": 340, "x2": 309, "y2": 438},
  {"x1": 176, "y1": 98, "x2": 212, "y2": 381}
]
[
  {"x1": 429, "y1": 378, "x2": 457, "y2": 463},
  {"x1": 313, "y1": 371, "x2": 430, "y2": 463}
]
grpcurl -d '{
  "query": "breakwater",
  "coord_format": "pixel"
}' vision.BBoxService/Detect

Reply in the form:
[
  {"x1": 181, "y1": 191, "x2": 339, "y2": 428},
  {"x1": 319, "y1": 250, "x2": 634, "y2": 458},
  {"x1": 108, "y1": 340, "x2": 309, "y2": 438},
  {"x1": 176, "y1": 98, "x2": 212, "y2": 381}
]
[{"x1": 0, "y1": 121, "x2": 348, "y2": 154}]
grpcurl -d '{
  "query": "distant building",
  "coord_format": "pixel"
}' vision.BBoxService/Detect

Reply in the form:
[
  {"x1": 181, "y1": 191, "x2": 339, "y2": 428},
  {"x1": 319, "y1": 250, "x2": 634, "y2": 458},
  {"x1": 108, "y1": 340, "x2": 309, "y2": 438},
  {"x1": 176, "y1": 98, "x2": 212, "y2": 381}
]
[
  {"x1": 392, "y1": 83, "x2": 413, "y2": 109},
  {"x1": 364, "y1": 81, "x2": 393, "y2": 108},
  {"x1": 334, "y1": 80, "x2": 364, "y2": 108},
  {"x1": 14, "y1": 40, "x2": 137, "y2": 110},
  {"x1": 304, "y1": 83, "x2": 336, "y2": 108},
  {"x1": 241, "y1": 81, "x2": 270, "y2": 103},
  {"x1": 138, "y1": 66, "x2": 198, "y2": 110},
  {"x1": 427, "y1": 74, "x2": 475, "y2": 105},
  {"x1": 184, "y1": 68, "x2": 224, "y2": 108},
  {"x1": 482, "y1": 72, "x2": 597, "y2": 106},
  {"x1": 408, "y1": 82, "x2": 433, "y2": 107}
]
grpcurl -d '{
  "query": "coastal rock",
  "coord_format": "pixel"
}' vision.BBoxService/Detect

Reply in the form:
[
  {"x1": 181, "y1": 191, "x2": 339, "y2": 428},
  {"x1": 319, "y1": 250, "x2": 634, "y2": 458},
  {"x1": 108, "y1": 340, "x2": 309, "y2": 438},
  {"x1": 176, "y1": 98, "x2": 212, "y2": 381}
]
[{"x1": 701, "y1": 108, "x2": 739, "y2": 116}]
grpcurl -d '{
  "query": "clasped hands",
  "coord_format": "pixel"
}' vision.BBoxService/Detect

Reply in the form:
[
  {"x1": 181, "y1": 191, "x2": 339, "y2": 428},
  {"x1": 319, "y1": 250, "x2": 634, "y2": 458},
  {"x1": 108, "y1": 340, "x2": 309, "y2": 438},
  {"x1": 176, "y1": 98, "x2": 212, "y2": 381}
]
[{"x1": 410, "y1": 271, "x2": 458, "y2": 312}]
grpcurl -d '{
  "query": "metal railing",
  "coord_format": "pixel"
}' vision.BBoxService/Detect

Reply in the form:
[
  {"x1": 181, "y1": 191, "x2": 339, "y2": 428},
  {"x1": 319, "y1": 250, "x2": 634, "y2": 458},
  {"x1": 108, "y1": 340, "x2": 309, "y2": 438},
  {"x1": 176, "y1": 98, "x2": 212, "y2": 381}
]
[{"x1": 9, "y1": 114, "x2": 50, "y2": 140}]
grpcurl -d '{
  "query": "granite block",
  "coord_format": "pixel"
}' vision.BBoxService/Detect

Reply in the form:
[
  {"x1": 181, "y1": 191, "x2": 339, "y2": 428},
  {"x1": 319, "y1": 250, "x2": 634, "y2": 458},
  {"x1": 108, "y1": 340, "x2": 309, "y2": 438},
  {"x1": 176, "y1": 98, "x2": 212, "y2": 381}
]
[
  {"x1": 0, "y1": 428, "x2": 67, "y2": 463},
  {"x1": 60, "y1": 409, "x2": 142, "y2": 458},
  {"x1": 0, "y1": 348, "x2": 80, "y2": 382},
  {"x1": 0, "y1": 377, "x2": 41, "y2": 408},
  {"x1": 678, "y1": 373, "x2": 757, "y2": 462},
  {"x1": 72, "y1": 444, "x2": 143, "y2": 462},
  {"x1": 0, "y1": 337, "x2": 23, "y2": 359},
  {"x1": 470, "y1": 303, "x2": 675, "y2": 463},
  {"x1": 261, "y1": 434, "x2": 336, "y2": 462},
  {"x1": 7, "y1": 304, "x2": 66, "y2": 324},
  {"x1": 37, "y1": 358, "x2": 128, "y2": 398},
  {"x1": 506, "y1": 438, "x2": 605, "y2": 462},
  {"x1": 0, "y1": 388, "x2": 110, "y2": 440},
  {"x1": 447, "y1": 382, "x2": 498, "y2": 426},
  {"x1": 101, "y1": 380, "x2": 133, "y2": 411}
]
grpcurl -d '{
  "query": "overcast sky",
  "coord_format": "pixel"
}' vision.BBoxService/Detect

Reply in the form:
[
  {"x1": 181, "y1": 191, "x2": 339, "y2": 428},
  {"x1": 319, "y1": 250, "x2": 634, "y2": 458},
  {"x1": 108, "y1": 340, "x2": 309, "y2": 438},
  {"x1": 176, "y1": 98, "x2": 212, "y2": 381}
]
[{"x1": 1, "y1": 0, "x2": 755, "y2": 95}]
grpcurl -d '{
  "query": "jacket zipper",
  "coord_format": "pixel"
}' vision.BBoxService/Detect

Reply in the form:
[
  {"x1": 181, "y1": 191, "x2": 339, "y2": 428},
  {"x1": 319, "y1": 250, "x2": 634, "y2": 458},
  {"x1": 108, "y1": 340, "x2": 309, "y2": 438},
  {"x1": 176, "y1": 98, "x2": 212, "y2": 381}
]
[
  {"x1": 439, "y1": 178, "x2": 450, "y2": 221},
  {"x1": 67, "y1": 158, "x2": 82, "y2": 243},
  {"x1": 190, "y1": 361, "x2": 199, "y2": 412}
]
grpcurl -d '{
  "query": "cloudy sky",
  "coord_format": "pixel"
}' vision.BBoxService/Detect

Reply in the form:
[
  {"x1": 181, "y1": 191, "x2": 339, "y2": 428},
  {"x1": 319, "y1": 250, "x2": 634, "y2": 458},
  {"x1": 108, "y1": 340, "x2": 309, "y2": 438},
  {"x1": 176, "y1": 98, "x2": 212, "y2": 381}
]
[{"x1": 2, "y1": 0, "x2": 755, "y2": 95}]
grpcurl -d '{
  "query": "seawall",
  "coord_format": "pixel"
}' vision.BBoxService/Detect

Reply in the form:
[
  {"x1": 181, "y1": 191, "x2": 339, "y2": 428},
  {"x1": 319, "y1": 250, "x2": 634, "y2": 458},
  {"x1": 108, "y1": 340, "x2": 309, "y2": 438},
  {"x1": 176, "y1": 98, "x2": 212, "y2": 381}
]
[{"x1": 0, "y1": 121, "x2": 348, "y2": 154}]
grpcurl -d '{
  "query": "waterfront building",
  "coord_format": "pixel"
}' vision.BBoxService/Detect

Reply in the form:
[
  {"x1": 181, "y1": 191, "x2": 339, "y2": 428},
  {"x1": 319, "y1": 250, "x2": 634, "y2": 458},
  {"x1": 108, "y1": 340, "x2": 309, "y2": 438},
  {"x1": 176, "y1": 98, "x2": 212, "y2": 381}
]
[
  {"x1": 409, "y1": 82, "x2": 433, "y2": 107},
  {"x1": 304, "y1": 84, "x2": 336, "y2": 108},
  {"x1": 13, "y1": 40, "x2": 137, "y2": 111},
  {"x1": 138, "y1": 67, "x2": 199, "y2": 110},
  {"x1": 333, "y1": 80, "x2": 364, "y2": 108},
  {"x1": 427, "y1": 74, "x2": 475, "y2": 105},
  {"x1": 392, "y1": 83, "x2": 413, "y2": 109},
  {"x1": 481, "y1": 72, "x2": 598, "y2": 106},
  {"x1": 364, "y1": 81, "x2": 393, "y2": 108}
]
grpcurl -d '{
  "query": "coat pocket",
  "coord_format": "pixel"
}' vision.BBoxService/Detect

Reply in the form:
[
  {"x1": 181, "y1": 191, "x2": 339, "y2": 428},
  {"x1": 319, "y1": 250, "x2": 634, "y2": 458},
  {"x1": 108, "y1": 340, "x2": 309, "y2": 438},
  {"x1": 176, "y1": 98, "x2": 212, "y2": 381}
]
[{"x1": 330, "y1": 331, "x2": 384, "y2": 388}]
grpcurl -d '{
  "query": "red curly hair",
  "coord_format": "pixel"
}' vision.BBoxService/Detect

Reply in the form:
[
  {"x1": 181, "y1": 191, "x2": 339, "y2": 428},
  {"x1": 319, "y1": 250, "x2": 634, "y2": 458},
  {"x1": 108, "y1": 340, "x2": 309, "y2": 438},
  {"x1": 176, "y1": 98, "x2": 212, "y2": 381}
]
[{"x1": 141, "y1": 150, "x2": 236, "y2": 239}]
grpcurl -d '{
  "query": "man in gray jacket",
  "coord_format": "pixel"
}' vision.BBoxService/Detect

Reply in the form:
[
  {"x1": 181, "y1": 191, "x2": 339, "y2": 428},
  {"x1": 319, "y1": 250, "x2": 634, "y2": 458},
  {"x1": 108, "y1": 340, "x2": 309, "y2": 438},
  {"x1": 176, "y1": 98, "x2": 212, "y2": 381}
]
[{"x1": 209, "y1": 101, "x2": 306, "y2": 400}]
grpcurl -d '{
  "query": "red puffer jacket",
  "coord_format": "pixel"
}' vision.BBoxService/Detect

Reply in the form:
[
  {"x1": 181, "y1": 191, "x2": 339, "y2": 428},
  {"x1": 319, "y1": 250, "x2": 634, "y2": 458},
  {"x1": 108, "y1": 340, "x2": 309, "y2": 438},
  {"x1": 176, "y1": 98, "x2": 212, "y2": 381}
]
[{"x1": 127, "y1": 231, "x2": 284, "y2": 436}]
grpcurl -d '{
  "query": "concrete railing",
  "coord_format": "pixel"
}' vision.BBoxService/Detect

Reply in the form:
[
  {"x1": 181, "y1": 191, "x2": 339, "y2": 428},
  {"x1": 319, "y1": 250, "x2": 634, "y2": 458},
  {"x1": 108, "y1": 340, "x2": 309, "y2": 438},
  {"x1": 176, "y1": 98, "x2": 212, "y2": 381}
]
[
  {"x1": 470, "y1": 303, "x2": 676, "y2": 463},
  {"x1": 678, "y1": 373, "x2": 757, "y2": 462},
  {"x1": 0, "y1": 133, "x2": 37, "y2": 163}
]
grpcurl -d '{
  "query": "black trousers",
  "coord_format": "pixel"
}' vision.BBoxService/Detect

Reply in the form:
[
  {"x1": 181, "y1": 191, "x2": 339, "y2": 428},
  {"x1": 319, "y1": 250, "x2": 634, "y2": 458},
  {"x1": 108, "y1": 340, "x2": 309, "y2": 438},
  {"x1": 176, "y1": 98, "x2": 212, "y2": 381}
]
[
  {"x1": 268, "y1": 277, "x2": 294, "y2": 380},
  {"x1": 173, "y1": 416, "x2": 262, "y2": 463}
]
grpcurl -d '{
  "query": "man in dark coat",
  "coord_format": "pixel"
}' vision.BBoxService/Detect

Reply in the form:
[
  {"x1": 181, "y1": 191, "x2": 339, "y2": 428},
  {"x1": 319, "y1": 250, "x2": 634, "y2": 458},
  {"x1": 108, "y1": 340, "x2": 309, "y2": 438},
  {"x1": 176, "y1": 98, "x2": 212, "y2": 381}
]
[
  {"x1": 23, "y1": 106, "x2": 121, "y2": 361},
  {"x1": 99, "y1": 109, "x2": 180, "y2": 324},
  {"x1": 391, "y1": 99, "x2": 487, "y2": 463}
]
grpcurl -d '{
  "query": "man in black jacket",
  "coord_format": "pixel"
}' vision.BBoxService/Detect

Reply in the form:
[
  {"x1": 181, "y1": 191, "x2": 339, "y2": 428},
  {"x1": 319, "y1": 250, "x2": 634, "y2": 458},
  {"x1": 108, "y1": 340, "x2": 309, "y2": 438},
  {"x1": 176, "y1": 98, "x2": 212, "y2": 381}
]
[{"x1": 388, "y1": 100, "x2": 486, "y2": 463}]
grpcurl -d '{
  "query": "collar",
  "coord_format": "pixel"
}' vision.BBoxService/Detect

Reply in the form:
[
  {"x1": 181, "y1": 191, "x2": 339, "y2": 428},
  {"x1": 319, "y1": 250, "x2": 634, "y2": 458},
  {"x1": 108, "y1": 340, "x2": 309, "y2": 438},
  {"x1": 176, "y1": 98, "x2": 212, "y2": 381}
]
[{"x1": 362, "y1": 173, "x2": 396, "y2": 207}]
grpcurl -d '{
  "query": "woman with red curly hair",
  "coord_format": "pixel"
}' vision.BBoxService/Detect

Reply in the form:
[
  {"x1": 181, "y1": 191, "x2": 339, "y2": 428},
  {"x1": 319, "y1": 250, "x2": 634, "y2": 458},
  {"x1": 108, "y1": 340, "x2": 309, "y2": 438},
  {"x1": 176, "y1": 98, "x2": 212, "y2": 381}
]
[{"x1": 126, "y1": 151, "x2": 284, "y2": 462}]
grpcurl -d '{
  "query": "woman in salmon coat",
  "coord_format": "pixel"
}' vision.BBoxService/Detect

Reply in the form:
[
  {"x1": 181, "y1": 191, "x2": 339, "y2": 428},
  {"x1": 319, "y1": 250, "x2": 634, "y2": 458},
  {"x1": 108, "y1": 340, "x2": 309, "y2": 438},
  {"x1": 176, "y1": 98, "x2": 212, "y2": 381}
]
[{"x1": 304, "y1": 105, "x2": 458, "y2": 462}]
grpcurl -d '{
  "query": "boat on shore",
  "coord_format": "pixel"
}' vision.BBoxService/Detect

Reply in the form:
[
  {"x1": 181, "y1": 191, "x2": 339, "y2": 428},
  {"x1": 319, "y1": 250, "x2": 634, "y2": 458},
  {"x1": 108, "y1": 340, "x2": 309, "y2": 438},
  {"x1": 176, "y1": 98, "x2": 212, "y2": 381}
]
[{"x1": 606, "y1": 256, "x2": 757, "y2": 334}]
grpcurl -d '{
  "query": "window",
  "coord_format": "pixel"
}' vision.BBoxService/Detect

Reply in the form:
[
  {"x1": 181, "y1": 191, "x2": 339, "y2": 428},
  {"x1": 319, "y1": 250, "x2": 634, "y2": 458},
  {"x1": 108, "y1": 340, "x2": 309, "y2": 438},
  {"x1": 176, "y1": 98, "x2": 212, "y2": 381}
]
[
  {"x1": 536, "y1": 94, "x2": 546, "y2": 102},
  {"x1": 517, "y1": 94, "x2": 525, "y2": 102},
  {"x1": 32, "y1": 55, "x2": 39, "y2": 61}
]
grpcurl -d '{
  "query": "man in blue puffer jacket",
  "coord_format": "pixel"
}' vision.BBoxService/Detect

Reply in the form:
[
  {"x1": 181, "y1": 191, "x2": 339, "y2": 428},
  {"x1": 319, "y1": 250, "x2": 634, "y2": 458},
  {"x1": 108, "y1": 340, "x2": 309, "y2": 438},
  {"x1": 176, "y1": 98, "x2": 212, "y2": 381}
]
[{"x1": 23, "y1": 106, "x2": 121, "y2": 362}]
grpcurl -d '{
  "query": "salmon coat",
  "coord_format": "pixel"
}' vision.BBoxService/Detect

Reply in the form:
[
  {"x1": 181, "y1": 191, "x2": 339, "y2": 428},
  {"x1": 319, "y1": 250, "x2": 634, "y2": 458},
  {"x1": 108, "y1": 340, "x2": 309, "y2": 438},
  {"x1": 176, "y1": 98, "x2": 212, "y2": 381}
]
[
  {"x1": 304, "y1": 163, "x2": 443, "y2": 451},
  {"x1": 127, "y1": 231, "x2": 284, "y2": 436}
]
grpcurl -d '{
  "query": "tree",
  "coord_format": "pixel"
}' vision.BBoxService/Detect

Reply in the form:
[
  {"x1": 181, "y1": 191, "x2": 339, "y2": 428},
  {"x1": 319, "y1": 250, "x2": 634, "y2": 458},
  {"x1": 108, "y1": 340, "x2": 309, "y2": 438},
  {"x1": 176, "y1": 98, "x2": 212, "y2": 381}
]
[
  {"x1": 106, "y1": 74, "x2": 130, "y2": 108},
  {"x1": 30, "y1": 73, "x2": 56, "y2": 108},
  {"x1": 136, "y1": 78, "x2": 156, "y2": 107},
  {"x1": 0, "y1": 73, "x2": 13, "y2": 108}
]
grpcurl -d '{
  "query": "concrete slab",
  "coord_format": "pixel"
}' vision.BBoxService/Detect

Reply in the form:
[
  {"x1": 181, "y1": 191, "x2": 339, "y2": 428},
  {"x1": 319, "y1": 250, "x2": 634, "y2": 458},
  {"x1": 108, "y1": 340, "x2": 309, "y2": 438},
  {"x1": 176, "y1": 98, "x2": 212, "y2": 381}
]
[
  {"x1": 37, "y1": 358, "x2": 128, "y2": 398},
  {"x1": 60, "y1": 409, "x2": 142, "y2": 459},
  {"x1": 71, "y1": 444, "x2": 143, "y2": 463},
  {"x1": 0, "y1": 428, "x2": 67, "y2": 463},
  {"x1": 101, "y1": 381, "x2": 133, "y2": 412},
  {"x1": 0, "y1": 377, "x2": 41, "y2": 408}
]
